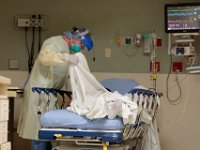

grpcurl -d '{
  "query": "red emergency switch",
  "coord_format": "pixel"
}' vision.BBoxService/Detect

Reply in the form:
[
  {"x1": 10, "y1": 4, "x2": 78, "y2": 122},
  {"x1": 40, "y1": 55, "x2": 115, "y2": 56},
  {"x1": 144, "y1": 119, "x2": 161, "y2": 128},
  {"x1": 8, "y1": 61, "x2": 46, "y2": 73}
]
[
  {"x1": 173, "y1": 62, "x2": 183, "y2": 72},
  {"x1": 150, "y1": 62, "x2": 160, "y2": 72},
  {"x1": 156, "y1": 36, "x2": 162, "y2": 47}
]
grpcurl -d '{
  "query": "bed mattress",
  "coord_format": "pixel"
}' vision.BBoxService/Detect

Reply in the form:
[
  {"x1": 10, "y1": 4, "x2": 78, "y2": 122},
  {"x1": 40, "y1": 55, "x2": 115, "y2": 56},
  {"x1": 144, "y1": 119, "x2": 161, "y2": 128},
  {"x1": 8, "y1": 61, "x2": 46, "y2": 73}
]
[{"x1": 40, "y1": 109, "x2": 124, "y2": 130}]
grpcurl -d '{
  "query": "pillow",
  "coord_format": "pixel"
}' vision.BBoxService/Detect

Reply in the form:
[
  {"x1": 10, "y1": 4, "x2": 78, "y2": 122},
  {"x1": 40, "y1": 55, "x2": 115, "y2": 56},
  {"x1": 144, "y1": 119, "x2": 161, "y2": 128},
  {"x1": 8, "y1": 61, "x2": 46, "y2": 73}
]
[{"x1": 101, "y1": 78, "x2": 139, "y2": 95}]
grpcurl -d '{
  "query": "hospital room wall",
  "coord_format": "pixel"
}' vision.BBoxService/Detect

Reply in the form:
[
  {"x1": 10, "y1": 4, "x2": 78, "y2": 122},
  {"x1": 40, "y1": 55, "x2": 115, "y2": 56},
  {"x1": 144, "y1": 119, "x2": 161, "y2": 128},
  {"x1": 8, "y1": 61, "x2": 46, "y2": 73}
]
[
  {"x1": 1, "y1": 70, "x2": 200, "y2": 150},
  {"x1": 0, "y1": 0, "x2": 200, "y2": 149},
  {"x1": 0, "y1": 0, "x2": 199, "y2": 73}
]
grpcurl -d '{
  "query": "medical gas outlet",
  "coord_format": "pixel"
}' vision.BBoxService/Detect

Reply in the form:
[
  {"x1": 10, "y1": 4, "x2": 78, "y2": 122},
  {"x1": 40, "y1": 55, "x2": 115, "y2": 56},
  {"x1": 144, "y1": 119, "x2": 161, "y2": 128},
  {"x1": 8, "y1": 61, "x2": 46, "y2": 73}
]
[
  {"x1": 14, "y1": 14, "x2": 47, "y2": 30},
  {"x1": 116, "y1": 31, "x2": 137, "y2": 46},
  {"x1": 125, "y1": 37, "x2": 132, "y2": 44},
  {"x1": 120, "y1": 36, "x2": 134, "y2": 46},
  {"x1": 17, "y1": 18, "x2": 44, "y2": 28}
]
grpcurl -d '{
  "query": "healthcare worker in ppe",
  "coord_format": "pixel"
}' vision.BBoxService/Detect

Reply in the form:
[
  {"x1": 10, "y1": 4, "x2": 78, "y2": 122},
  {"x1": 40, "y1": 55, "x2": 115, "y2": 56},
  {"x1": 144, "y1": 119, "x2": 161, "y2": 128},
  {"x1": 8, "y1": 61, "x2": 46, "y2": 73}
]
[{"x1": 17, "y1": 26, "x2": 93, "y2": 140}]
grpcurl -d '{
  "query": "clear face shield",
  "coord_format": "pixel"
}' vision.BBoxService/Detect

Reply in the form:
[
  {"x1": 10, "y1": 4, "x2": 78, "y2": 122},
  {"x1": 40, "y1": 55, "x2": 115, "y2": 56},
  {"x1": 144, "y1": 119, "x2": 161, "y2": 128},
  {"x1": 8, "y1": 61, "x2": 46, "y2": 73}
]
[{"x1": 64, "y1": 27, "x2": 93, "y2": 53}]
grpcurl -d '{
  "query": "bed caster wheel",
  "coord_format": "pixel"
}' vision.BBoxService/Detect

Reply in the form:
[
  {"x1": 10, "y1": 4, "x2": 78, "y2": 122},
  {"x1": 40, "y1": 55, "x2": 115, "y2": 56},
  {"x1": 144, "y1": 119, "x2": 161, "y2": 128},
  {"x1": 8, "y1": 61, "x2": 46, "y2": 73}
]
[
  {"x1": 53, "y1": 134, "x2": 63, "y2": 139},
  {"x1": 102, "y1": 142, "x2": 108, "y2": 150}
]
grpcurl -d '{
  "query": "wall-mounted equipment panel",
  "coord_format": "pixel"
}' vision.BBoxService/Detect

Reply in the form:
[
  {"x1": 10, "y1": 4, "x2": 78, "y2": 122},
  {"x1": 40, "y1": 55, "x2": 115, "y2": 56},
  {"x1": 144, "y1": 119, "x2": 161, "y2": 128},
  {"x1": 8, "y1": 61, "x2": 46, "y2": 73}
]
[{"x1": 14, "y1": 14, "x2": 48, "y2": 30}]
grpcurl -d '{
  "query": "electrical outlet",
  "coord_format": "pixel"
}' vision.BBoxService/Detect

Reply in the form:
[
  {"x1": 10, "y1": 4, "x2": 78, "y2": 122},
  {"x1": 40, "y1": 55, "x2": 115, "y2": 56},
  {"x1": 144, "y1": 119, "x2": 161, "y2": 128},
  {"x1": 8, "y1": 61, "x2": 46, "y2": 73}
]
[
  {"x1": 173, "y1": 62, "x2": 183, "y2": 72},
  {"x1": 8, "y1": 59, "x2": 20, "y2": 69}
]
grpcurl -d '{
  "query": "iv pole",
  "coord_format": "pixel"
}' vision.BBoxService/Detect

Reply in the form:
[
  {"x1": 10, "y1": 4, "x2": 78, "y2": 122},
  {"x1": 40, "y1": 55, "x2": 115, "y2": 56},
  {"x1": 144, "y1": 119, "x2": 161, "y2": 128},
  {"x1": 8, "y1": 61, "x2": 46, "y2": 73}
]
[{"x1": 151, "y1": 31, "x2": 157, "y2": 90}]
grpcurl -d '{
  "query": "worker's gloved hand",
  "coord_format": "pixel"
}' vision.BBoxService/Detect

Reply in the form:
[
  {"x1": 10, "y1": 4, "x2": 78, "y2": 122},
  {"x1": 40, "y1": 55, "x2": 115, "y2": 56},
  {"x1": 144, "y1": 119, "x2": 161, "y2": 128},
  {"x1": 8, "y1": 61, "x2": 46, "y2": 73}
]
[{"x1": 68, "y1": 54, "x2": 79, "y2": 65}]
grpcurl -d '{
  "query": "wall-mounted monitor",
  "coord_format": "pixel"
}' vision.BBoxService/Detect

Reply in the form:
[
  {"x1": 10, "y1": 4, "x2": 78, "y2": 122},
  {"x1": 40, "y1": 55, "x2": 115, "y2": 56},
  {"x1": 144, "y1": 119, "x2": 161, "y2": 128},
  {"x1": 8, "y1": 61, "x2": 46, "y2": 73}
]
[{"x1": 165, "y1": 3, "x2": 200, "y2": 33}]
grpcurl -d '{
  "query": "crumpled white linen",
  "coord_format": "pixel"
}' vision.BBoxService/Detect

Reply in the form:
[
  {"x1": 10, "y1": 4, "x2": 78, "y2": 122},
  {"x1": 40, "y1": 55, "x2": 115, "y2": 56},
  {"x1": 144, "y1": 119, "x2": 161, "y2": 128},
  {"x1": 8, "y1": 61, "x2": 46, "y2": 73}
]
[
  {"x1": 67, "y1": 52, "x2": 138, "y2": 124},
  {"x1": 142, "y1": 120, "x2": 161, "y2": 150}
]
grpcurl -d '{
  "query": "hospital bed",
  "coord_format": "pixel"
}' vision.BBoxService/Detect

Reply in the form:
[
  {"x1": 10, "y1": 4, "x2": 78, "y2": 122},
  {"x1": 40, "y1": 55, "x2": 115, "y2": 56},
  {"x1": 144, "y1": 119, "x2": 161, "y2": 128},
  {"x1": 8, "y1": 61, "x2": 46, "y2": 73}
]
[{"x1": 32, "y1": 78, "x2": 162, "y2": 150}]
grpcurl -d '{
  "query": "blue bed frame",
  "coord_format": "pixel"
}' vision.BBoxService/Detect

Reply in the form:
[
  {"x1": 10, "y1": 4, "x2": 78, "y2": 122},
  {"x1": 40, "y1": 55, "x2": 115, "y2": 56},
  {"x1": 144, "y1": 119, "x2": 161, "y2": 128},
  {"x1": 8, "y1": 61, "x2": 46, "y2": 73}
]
[{"x1": 39, "y1": 128, "x2": 123, "y2": 143}]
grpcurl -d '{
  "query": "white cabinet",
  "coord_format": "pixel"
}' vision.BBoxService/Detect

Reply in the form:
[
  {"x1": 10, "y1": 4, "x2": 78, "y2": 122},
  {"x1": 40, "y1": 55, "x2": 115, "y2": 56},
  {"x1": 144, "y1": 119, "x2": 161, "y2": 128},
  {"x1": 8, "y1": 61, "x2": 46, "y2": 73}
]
[
  {"x1": 0, "y1": 76, "x2": 11, "y2": 150},
  {"x1": 0, "y1": 100, "x2": 9, "y2": 121},
  {"x1": 0, "y1": 133, "x2": 7, "y2": 145},
  {"x1": 0, "y1": 142, "x2": 11, "y2": 150},
  {"x1": 0, "y1": 121, "x2": 8, "y2": 132}
]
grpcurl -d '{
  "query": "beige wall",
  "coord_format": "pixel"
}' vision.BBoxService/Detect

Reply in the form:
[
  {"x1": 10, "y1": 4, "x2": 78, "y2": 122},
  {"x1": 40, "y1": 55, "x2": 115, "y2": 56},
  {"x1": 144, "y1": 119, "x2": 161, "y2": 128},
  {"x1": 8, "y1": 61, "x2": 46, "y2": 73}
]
[
  {"x1": 1, "y1": 70, "x2": 200, "y2": 150},
  {"x1": 0, "y1": 0, "x2": 199, "y2": 73}
]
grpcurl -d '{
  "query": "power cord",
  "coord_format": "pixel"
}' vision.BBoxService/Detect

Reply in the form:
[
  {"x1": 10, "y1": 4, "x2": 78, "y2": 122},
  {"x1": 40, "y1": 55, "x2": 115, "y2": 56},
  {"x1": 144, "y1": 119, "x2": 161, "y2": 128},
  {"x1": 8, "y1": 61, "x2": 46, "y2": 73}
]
[
  {"x1": 38, "y1": 14, "x2": 41, "y2": 53},
  {"x1": 124, "y1": 45, "x2": 138, "y2": 57},
  {"x1": 25, "y1": 27, "x2": 30, "y2": 58},
  {"x1": 28, "y1": 15, "x2": 36, "y2": 73},
  {"x1": 166, "y1": 54, "x2": 182, "y2": 105},
  {"x1": 23, "y1": 27, "x2": 31, "y2": 88},
  {"x1": 23, "y1": 14, "x2": 43, "y2": 87}
]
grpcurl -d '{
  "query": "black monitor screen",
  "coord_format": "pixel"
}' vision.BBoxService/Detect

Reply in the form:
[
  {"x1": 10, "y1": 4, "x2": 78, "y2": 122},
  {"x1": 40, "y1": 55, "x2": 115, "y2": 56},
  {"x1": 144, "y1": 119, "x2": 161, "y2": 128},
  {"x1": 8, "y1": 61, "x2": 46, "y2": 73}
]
[{"x1": 165, "y1": 3, "x2": 200, "y2": 33}]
